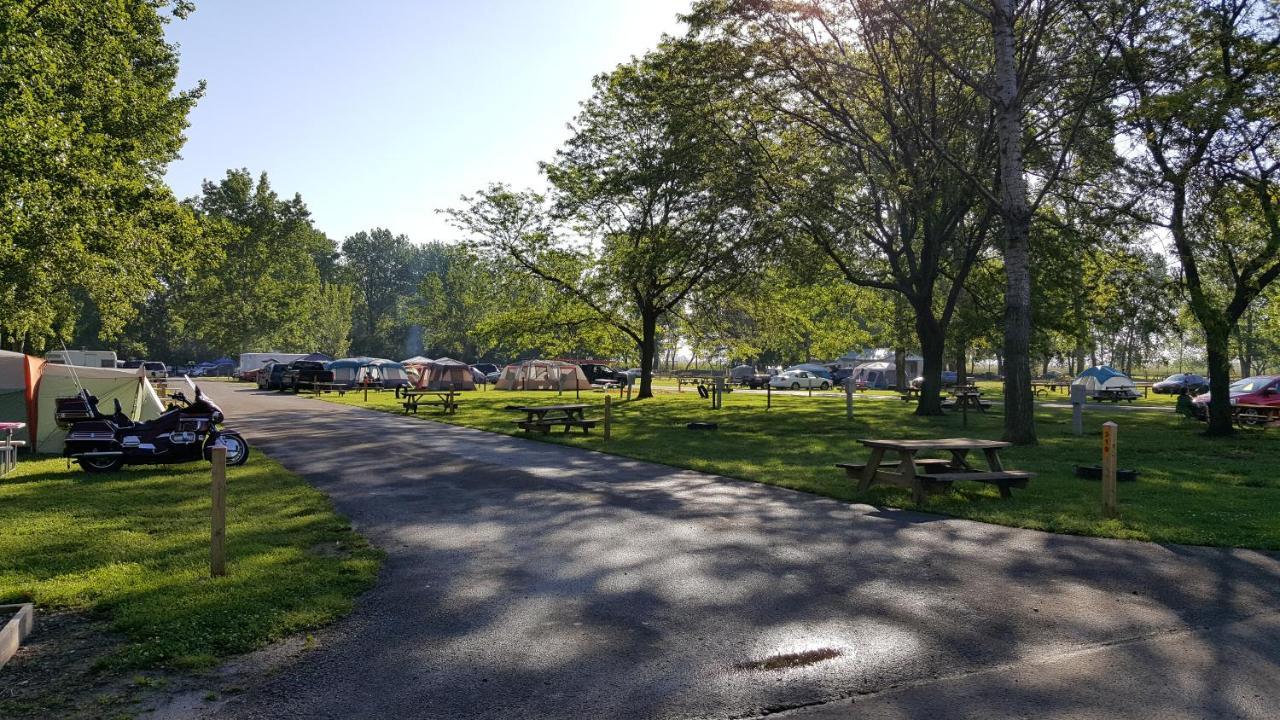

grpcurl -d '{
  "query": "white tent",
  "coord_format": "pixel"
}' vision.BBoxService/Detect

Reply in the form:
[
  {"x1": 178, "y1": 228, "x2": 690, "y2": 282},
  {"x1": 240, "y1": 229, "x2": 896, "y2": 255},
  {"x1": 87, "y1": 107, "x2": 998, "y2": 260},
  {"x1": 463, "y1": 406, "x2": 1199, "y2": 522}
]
[
  {"x1": 851, "y1": 361, "x2": 896, "y2": 389},
  {"x1": 414, "y1": 357, "x2": 476, "y2": 391}
]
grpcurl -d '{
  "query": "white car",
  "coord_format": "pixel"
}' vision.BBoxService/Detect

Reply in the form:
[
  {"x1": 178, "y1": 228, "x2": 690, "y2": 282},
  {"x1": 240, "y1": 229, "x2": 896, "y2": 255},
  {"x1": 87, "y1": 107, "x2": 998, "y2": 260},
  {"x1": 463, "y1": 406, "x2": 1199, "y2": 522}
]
[{"x1": 768, "y1": 370, "x2": 830, "y2": 390}]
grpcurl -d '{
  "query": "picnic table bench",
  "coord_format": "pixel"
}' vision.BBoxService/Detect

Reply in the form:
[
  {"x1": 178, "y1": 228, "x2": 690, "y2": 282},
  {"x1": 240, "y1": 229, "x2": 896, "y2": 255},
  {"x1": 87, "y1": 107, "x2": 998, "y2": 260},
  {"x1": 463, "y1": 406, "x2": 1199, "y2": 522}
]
[
  {"x1": 307, "y1": 382, "x2": 347, "y2": 397},
  {"x1": 900, "y1": 387, "x2": 921, "y2": 402},
  {"x1": 511, "y1": 404, "x2": 598, "y2": 434},
  {"x1": 840, "y1": 438, "x2": 1034, "y2": 503},
  {"x1": 1233, "y1": 403, "x2": 1280, "y2": 428},
  {"x1": 401, "y1": 389, "x2": 461, "y2": 415},
  {"x1": 1030, "y1": 380, "x2": 1070, "y2": 395},
  {"x1": 0, "y1": 422, "x2": 26, "y2": 478}
]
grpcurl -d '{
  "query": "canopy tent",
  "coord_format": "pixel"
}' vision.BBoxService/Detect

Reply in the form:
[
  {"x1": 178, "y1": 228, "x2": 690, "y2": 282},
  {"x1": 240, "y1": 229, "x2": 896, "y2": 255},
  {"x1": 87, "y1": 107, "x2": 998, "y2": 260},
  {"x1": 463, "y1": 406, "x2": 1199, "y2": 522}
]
[
  {"x1": 0, "y1": 350, "x2": 164, "y2": 452},
  {"x1": 414, "y1": 357, "x2": 476, "y2": 391},
  {"x1": 1072, "y1": 366, "x2": 1139, "y2": 399},
  {"x1": 495, "y1": 360, "x2": 591, "y2": 391},
  {"x1": 327, "y1": 357, "x2": 411, "y2": 389}
]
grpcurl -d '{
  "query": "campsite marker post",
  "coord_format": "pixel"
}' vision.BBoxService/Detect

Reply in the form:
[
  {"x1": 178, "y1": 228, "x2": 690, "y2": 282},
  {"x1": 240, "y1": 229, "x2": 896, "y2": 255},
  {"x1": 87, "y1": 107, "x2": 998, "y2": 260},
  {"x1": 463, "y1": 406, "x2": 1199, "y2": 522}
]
[
  {"x1": 211, "y1": 446, "x2": 227, "y2": 577},
  {"x1": 766, "y1": 382, "x2": 771, "y2": 411},
  {"x1": 1102, "y1": 421, "x2": 1118, "y2": 518},
  {"x1": 845, "y1": 378, "x2": 854, "y2": 420},
  {"x1": 1071, "y1": 384, "x2": 1086, "y2": 436},
  {"x1": 604, "y1": 395, "x2": 612, "y2": 440}
]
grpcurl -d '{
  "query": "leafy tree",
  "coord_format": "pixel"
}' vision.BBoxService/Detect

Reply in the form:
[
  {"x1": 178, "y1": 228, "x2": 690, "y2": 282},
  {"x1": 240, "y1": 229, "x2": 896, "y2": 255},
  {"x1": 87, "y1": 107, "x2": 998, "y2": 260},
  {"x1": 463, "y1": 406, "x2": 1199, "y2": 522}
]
[
  {"x1": 339, "y1": 229, "x2": 431, "y2": 357},
  {"x1": 449, "y1": 40, "x2": 765, "y2": 398},
  {"x1": 174, "y1": 169, "x2": 344, "y2": 356},
  {"x1": 690, "y1": 0, "x2": 1000, "y2": 413},
  {"x1": 1114, "y1": 0, "x2": 1280, "y2": 434},
  {"x1": 0, "y1": 0, "x2": 202, "y2": 351}
]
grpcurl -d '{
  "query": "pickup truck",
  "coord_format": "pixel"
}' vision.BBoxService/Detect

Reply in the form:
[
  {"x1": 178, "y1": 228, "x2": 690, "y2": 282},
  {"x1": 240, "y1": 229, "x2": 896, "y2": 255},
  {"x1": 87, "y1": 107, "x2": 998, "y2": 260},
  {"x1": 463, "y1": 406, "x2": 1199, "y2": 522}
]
[{"x1": 280, "y1": 360, "x2": 336, "y2": 392}]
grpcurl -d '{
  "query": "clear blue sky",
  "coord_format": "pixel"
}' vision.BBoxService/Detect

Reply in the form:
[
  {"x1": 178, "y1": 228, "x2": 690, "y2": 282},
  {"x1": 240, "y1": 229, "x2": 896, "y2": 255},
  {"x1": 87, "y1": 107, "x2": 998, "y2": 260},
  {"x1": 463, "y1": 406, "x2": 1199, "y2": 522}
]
[{"x1": 163, "y1": 0, "x2": 691, "y2": 245}]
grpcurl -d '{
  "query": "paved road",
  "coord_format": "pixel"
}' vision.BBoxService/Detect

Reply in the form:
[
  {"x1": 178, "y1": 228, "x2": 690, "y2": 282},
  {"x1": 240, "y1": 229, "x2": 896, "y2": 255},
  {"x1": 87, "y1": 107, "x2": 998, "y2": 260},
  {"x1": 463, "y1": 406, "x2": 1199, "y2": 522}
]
[{"x1": 195, "y1": 385, "x2": 1279, "y2": 719}]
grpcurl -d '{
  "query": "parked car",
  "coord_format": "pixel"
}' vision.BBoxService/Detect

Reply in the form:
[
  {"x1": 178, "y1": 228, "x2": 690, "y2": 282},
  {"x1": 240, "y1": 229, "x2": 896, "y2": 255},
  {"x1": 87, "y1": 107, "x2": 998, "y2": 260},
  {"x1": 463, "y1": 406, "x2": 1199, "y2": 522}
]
[
  {"x1": 122, "y1": 359, "x2": 168, "y2": 381},
  {"x1": 280, "y1": 360, "x2": 336, "y2": 392},
  {"x1": 740, "y1": 372, "x2": 772, "y2": 389},
  {"x1": 1152, "y1": 373, "x2": 1209, "y2": 395},
  {"x1": 578, "y1": 362, "x2": 626, "y2": 384},
  {"x1": 1191, "y1": 375, "x2": 1280, "y2": 419},
  {"x1": 471, "y1": 363, "x2": 500, "y2": 380},
  {"x1": 769, "y1": 370, "x2": 831, "y2": 390},
  {"x1": 257, "y1": 361, "x2": 289, "y2": 390}
]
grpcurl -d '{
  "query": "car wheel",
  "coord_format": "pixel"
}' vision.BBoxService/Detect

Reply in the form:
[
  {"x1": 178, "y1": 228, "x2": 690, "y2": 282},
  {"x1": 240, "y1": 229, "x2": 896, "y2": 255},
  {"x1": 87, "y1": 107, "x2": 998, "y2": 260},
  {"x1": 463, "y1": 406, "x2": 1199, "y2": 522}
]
[
  {"x1": 791, "y1": 382, "x2": 800, "y2": 390},
  {"x1": 820, "y1": 381, "x2": 830, "y2": 390}
]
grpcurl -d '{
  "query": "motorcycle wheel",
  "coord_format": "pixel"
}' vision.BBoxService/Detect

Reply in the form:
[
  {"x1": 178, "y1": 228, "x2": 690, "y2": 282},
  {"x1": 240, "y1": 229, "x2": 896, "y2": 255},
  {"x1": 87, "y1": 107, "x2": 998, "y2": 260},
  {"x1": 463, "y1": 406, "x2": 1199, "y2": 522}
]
[
  {"x1": 211, "y1": 433, "x2": 251, "y2": 466},
  {"x1": 79, "y1": 456, "x2": 124, "y2": 473}
]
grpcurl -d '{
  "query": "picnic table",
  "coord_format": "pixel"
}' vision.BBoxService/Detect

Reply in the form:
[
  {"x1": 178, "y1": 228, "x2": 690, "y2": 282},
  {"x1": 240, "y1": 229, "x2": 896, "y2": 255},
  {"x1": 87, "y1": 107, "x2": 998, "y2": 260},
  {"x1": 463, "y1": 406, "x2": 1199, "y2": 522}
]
[
  {"x1": 0, "y1": 422, "x2": 26, "y2": 478},
  {"x1": 401, "y1": 389, "x2": 460, "y2": 415},
  {"x1": 307, "y1": 382, "x2": 347, "y2": 397},
  {"x1": 900, "y1": 386, "x2": 921, "y2": 402},
  {"x1": 511, "y1": 404, "x2": 597, "y2": 434},
  {"x1": 1094, "y1": 388, "x2": 1139, "y2": 403},
  {"x1": 943, "y1": 386, "x2": 991, "y2": 412},
  {"x1": 1233, "y1": 403, "x2": 1280, "y2": 429},
  {"x1": 837, "y1": 438, "x2": 1034, "y2": 504},
  {"x1": 1030, "y1": 380, "x2": 1071, "y2": 395}
]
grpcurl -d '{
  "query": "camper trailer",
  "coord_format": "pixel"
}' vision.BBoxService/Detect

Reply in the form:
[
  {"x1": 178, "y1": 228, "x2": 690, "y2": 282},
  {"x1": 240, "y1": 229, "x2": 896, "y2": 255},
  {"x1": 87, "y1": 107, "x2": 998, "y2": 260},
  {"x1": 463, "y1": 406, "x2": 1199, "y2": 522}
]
[{"x1": 45, "y1": 350, "x2": 118, "y2": 369}]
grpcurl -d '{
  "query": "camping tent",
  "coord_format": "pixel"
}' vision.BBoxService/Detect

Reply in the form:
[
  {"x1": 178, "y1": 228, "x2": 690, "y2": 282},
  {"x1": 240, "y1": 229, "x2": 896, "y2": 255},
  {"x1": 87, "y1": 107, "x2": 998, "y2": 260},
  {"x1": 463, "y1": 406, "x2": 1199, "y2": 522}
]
[
  {"x1": 414, "y1": 357, "x2": 476, "y2": 391},
  {"x1": 1072, "y1": 366, "x2": 1139, "y2": 400},
  {"x1": 850, "y1": 361, "x2": 896, "y2": 389},
  {"x1": 327, "y1": 357, "x2": 411, "y2": 389},
  {"x1": 495, "y1": 360, "x2": 591, "y2": 391},
  {"x1": 0, "y1": 350, "x2": 165, "y2": 452}
]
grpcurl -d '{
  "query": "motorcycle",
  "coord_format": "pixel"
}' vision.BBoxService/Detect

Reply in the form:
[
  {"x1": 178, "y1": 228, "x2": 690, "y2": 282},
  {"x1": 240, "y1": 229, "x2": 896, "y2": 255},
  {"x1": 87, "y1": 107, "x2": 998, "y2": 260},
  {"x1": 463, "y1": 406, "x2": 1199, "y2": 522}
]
[{"x1": 60, "y1": 383, "x2": 250, "y2": 473}]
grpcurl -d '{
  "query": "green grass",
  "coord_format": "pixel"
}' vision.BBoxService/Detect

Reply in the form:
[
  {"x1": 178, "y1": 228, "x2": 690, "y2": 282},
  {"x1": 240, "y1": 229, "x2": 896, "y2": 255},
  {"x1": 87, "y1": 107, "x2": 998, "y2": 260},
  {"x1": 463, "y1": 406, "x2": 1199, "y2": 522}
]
[
  {"x1": 321, "y1": 385, "x2": 1280, "y2": 549},
  {"x1": 0, "y1": 453, "x2": 380, "y2": 669}
]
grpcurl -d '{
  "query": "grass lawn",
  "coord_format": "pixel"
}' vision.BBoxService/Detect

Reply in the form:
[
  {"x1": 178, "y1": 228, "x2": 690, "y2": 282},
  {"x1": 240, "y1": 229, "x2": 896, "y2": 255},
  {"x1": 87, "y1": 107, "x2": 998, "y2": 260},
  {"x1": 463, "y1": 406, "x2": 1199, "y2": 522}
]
[
  {"x1": 0, "y1": 452, "x2": 380, "y2": 671},
  {"x1": 320, "y1": 385, "x2": 1280, "y2": 550}
]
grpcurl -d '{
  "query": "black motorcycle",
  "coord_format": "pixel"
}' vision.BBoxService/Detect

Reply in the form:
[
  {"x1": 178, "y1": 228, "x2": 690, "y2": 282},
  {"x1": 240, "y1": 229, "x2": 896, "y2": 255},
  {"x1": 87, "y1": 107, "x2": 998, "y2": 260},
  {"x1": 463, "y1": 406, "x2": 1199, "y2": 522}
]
[{"x1": 60, "y1": 385, "x2": 250, "y2": 473}]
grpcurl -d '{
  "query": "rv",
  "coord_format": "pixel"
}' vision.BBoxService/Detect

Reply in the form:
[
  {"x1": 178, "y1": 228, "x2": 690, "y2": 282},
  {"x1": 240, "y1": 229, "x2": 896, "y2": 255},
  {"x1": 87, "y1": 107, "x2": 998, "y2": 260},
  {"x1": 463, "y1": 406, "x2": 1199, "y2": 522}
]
[{"x1": 45, "y1": 350, "x2": 118, "y2": 369}]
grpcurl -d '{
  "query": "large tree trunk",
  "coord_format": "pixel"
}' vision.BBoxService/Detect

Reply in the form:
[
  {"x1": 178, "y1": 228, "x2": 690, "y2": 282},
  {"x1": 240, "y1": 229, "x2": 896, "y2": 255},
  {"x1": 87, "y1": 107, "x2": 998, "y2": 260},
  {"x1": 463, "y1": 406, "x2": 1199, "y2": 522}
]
[
  {"x1": 957, "y1": 347, "x2": 968, "y2": 388},
  {"x1": 637, "y1": 312, "x2": 658, "y2": 400},
  {"x1": 894, "y1": 347, "x2": 907, "y2": 389},
  {"x1": 915, "y1": 313, "x2": 946, "y2": 415},
  {"x1": 1204, "y1": 329, "x2": 1234, "y2": 436},
  {"x1": 990, "y1": 0, "x2": 1037, "y2": 444}
]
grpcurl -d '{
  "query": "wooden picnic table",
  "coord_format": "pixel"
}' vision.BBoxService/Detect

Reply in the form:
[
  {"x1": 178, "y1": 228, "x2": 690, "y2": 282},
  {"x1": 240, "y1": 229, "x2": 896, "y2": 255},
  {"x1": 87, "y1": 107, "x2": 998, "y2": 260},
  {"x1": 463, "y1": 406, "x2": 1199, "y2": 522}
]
[
  {"x1": 1030, "y1": 380, "x2": 1071, "y2": 395},
  {"x1": 511, "y1": 403, "x2": 596, "y2": 434},
  {"x1": 0, "y1": 421, "x2": 26, "y2": 478},
  {"x1": 401, "y1": 389, "x2": 460, "y2": 415},
  {"x1": 838, "y1": 438, "x2": 1034, "y2": 504},
  {"x1": 1233, "y1": 403, "x2": 1280, "y2": 428},
  {"x1": 943, "y1": 388, "x2": 991, "y2": 413},
  {"x1": 307, "y1": 381, "x2": 347, "y2": 397},
  {"x1": 900, "y1": 386, "x2": 921, "y2": 402}
]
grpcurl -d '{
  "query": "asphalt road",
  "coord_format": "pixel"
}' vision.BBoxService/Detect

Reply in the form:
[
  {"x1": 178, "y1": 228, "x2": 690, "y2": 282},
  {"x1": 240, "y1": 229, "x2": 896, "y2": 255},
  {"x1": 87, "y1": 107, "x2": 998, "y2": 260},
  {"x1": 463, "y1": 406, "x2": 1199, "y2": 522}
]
[{"x1": 192, "y1": 384, "x2": 1280, "y2": 719}]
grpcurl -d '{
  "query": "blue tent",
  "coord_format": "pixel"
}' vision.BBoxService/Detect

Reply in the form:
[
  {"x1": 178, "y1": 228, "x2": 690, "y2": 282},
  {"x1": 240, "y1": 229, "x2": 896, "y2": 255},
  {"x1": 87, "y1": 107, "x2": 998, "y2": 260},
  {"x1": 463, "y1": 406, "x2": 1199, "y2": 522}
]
[
  {"x1": 326, "y1": 357, "x2": 410, "y2": 389},
  {"x1": 1072, "y1": 366, "x2": 1138, "y2": 399}
]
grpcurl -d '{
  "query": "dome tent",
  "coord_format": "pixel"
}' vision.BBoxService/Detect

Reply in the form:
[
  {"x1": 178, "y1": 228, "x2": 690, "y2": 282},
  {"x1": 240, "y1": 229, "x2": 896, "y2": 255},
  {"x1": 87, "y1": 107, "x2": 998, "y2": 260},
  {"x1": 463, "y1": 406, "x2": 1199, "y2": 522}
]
[
  {"x1": 495, "y1": 360, "x2": 591, "y2": 391},
  {"x1": 851, "y1": 361, "x2": 896, "y2": 389},
  {"x1": 327, "y1": 357, "x2": 411, "y2": 389},
  {"x1": 414, "y1": 357, "x2": 476, "y2": 391},
  {"x1": 1072, "y1": 366, "x2": 1139, "y2": 400}
]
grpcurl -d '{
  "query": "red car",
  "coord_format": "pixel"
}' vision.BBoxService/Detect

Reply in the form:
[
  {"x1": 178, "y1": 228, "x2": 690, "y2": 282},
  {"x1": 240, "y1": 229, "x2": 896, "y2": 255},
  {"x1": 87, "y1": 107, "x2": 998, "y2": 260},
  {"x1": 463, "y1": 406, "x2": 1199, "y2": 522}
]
[{"x1": 1191, "y1": 375, "x2": 1280, "y2": 420}]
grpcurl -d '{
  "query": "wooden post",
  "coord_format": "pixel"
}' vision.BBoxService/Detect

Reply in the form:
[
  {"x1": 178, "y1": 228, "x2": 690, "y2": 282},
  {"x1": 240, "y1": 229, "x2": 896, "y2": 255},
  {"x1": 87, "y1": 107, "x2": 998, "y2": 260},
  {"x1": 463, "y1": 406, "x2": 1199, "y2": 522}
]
[
  {"x1": 767, "y1": 382, "x2": 772, "y2": 411},
  {"x1": 1071, "y1": 383, "x2": 1086, "y2": 436},
  {"x1": 604, "y1": 395, "x2": 612, "y2": 440},
  {"x1": 1102, "y1": 421, "x2": 1118, "y2": 518},
  {"x1": 363, "y1": 385, "x2": 368, "y2": 402},
  {"x1": 845, "y1": 378, "x2": 853, "y2": 420},
  {"x1": 962, "y1": 392, "x2": 969, "y2": 429},
  {"x1": 211, "y1": 446, "x2": 227, "y2": 577}
]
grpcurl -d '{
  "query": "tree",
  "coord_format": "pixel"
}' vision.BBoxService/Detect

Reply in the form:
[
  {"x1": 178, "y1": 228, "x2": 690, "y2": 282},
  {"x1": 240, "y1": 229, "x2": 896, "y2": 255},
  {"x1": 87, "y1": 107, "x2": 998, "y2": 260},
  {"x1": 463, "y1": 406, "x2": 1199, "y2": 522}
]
[
  {"x1": 175, "y1": 170, "x2": 345, "y2": 356},
  {"x1": 1114, "y1": 0, "x2": 1280, "y2": 434},
  {"x1": 0, "y1": 0, "x2": 202, "y2": 351},
  {"x1": 690, "y1": 0, "x2": 1000, "y2": 413},
  {"x1": 340, "y1": 229, "x2": 429, "y2": 357},
  {"x1": 448, "y1": 41, "x2": 765, "y2": 398}
]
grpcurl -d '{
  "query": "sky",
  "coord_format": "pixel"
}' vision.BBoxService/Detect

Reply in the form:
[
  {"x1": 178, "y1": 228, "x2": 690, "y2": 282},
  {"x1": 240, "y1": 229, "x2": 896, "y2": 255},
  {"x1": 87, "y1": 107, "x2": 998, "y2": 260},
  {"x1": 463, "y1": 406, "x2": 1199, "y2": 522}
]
[{"x1": 163, "y1": 0, "x2": 692, "y2": 245}]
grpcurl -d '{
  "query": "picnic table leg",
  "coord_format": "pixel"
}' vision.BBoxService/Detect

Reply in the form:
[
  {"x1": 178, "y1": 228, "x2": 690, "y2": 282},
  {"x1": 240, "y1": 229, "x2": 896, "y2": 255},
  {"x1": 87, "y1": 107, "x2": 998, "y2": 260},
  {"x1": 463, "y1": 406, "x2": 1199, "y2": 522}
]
[
  {"x1": 982, "y1": 448, "x2": 1013, "y2": 498},
  {"x1": 859, "y1": 447, "x2": 885, "y2": 492},
  {"x1": 899, "y1": 452, "x2": 925, "y2": 505},
  {"x1": 948, "y1": 449, "x2": 971, "y2": 470}
]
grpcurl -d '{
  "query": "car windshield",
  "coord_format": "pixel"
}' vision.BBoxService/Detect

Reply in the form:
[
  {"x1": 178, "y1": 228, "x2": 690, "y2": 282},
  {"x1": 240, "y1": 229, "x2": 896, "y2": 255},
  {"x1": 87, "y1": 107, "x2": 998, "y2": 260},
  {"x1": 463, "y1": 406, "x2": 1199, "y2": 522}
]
[
  {"x1": 1166, "y1": 374, "x2": 1185, "y2": 382},
  {"x1": 1229, "y1": 377, "x2": 1273, "y2": 392}
]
